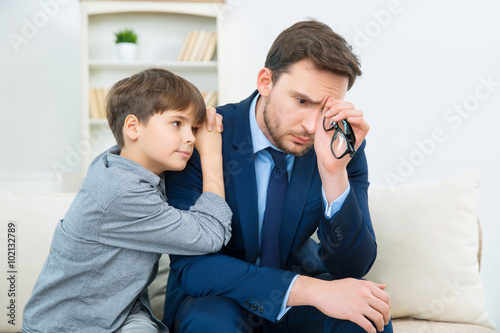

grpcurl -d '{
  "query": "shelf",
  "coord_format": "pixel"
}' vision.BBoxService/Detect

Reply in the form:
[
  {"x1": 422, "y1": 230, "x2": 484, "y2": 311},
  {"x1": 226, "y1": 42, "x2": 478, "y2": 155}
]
[
  {"x1": 89, "y1": 60, "x2": 217, "y2": 70},
  {"x1": 80, "y1": 1, "x2": 226, "y2": 181}
]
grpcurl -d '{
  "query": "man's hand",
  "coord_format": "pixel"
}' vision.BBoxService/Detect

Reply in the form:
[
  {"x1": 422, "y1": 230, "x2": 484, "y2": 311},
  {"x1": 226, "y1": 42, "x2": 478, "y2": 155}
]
[
  {"x1": 314, "y1": 97, "x2": 370, "y2": 204},
  {"x1": 315, "y1": 97, "x2": 369, "y2": 172},
  {"x1": 288, "y1": 276, "x2": 391, "y2": 333}
]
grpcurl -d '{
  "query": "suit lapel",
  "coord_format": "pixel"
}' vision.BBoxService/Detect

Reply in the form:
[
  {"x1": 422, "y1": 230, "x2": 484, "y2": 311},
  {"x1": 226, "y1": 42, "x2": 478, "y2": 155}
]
[
  {"x1": 280, "y1": 150, "x2": 316, "y2": 266},
  {"x1": 230, "y1": 92, "x2": 260, "y2": 263}
]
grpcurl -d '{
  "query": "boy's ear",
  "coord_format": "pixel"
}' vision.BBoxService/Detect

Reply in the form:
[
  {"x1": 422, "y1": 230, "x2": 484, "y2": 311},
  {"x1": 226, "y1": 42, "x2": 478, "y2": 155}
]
[
  {"x1": 123, "y1": 115, "x2": 140, "y2": 142},
  {"x1": 256, "y1": 67, "x2": 274, "y2": 97}
]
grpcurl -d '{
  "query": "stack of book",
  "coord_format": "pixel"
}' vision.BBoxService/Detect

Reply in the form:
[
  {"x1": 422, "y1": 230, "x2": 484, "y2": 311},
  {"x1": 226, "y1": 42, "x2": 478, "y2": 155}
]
[
  {"x1": 203, "y1": 90, "x2": 218, "y2": 108},
  {"x1": 177, "y1": 31, "x2": 217, "y2": 62},
  {"x1": 89, "y1": 88, "x2": 110, "y2": 119}
]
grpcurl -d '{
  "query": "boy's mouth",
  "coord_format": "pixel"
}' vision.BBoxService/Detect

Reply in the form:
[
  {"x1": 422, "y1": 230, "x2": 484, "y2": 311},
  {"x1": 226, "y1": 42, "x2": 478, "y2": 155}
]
[{"x1": 176, "y1": 150, "x2": 192, "y2": 159}]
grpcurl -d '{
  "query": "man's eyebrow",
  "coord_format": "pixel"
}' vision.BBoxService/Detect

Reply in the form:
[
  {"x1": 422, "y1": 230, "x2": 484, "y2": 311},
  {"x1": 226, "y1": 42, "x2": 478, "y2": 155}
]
[{"x1": 292, "y1": 91, "x2": 323, "y2": 105}]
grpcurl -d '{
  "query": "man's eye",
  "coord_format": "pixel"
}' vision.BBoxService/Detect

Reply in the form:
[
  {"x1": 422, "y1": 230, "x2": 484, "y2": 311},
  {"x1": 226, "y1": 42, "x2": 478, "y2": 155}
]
[{"x1": 297, "y1": 98, "x2": 308, "y2": 105}]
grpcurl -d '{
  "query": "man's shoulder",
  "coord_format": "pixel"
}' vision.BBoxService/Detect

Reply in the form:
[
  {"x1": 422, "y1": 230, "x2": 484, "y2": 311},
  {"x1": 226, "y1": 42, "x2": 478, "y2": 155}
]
[{"x1": 215, "y1": 91, "x2": 259, "y2": 118}]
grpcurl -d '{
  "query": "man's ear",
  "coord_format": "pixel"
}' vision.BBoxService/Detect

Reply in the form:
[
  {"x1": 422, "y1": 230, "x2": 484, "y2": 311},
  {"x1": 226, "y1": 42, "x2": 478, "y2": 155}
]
[
  {"x1": 123, "y1": 115, "x2": 140, "y2": 142},
  {"x1": 256, "y1": 67, "x2": 274, "y2": 97}
]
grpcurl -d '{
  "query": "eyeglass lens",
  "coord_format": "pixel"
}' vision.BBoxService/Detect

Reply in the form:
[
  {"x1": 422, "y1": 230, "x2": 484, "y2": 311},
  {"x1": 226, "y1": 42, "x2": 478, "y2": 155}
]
[{"x1": 332, "y1": 121, "x2": 348, "y2": 158}]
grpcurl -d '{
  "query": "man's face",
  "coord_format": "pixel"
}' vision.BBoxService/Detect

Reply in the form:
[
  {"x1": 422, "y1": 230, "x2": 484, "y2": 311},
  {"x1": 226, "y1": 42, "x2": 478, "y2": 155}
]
[{"x1": 258, "y1": 59, "x2": 349, "y2": 156}]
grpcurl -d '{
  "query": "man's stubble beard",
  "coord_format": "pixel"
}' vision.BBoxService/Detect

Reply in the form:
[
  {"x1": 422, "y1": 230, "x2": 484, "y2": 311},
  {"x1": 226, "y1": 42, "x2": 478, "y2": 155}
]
[{"x1": 262, "y1": 96, "x2": 314, "y2": 157}]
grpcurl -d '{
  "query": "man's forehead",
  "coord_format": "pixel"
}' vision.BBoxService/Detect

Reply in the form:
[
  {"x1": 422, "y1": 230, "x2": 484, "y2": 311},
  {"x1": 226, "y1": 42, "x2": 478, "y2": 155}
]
[
  {"x1": 279, "y1": 60, "x2": 349, "y2": 100},
  {"x1": 284, "y1": 76, "x2": 348, "y2": 103}
]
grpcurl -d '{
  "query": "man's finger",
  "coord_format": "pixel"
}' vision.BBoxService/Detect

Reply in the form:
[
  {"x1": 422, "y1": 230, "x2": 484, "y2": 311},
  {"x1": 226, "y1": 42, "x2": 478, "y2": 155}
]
[
  {"x1": 331, "y1": 109, "x2": 363, "y2": 122},
  {"x1": 323, "y1": 101, "x2": 356, "y2": 118},
  {"x1": 369, "y1": 296, "x2": 391, "y2": 326},
  {"x1": 370, "y1": 284, "x2": 391, "y2": 310},
  {"x1": 352, "y1": 314, "x2": 377, "y2": 333}
]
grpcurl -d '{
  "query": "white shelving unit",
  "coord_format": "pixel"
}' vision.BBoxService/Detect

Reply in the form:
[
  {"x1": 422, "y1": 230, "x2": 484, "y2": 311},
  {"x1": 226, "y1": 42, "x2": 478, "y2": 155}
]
[{"x1": 79, "y1": 0, "x2": 226, "y2": 179}]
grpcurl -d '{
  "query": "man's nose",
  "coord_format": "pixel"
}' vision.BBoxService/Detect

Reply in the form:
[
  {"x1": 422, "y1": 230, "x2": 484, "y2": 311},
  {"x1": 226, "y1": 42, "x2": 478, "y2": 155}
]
[{"x1": 302, "y1": 110, "x2": 321, "y2": 134}]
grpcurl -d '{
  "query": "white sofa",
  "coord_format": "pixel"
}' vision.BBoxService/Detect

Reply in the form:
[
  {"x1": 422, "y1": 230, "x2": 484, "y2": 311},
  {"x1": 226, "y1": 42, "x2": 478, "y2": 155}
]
[{"x1": 0, "y1": 169, "x2": 496, "y2": 332}]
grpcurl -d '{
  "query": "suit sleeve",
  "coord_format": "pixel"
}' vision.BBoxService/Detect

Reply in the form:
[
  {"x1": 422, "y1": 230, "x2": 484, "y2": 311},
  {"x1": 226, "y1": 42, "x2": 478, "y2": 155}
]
[
  {"x1": 164, "y1": 152, "x2": 295, "y2": 322},
  {"x1": 317, "y1": 140, "x2": 377, "y2": 278}
]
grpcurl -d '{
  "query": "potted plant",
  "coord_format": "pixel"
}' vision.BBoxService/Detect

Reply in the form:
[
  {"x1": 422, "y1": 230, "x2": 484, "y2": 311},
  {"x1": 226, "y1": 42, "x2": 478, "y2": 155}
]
[{"x1": 114, "y1": 28, "x2": 138, "y2": 61}]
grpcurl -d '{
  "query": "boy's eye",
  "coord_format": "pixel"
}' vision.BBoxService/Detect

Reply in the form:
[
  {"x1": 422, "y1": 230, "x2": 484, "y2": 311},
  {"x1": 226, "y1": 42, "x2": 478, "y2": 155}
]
[{"x1": 172, "y1": 121, "x2": 180, "y2": 127}]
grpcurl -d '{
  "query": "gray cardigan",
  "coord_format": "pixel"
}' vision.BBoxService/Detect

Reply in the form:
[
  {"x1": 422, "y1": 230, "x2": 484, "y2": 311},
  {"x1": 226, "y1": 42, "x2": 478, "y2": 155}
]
[{"x1": 22, "y1": 147, "x2": 232, "y2": 333}]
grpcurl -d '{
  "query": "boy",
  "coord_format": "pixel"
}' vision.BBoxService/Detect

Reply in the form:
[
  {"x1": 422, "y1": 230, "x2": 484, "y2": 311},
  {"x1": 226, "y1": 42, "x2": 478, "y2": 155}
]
[{"x1": 22, "y1": 68, "x2": 232, "y2": 333}]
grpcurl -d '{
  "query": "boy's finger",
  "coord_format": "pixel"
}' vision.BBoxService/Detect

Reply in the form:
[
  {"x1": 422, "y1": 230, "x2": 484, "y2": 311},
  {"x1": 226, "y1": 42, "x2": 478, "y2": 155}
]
[
  {"x1": 216, "y1": 113, "x2": 224, "y2": 132},
  {"x1": 206, "y1": 107, "x2": 216, "y2": 131}
]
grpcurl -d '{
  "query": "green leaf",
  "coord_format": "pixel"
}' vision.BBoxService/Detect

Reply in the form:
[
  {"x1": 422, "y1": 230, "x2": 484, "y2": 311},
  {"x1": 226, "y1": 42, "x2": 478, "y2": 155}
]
[{"x1": 114, "y1": 28, "x2": 138, "y2": 44}]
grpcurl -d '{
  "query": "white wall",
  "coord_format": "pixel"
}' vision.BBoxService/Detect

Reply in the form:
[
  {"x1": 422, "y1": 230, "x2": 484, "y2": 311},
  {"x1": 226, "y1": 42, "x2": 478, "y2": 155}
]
[
  {"x1": 0, "y1": 0, "x2": 82, "y2": 192},
  {"x1": 220, "y1": 0, "x2": 500, "y2": 327},
  {"x1": 0, "y1": 0, "x2": 498, "y2": 327}
]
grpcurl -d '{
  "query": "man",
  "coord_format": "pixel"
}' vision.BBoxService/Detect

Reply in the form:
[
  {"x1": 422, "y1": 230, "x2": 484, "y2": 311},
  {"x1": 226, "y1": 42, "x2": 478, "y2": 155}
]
[{"x1": 162, "y1": 20, "x2": 393, "y2": 333}]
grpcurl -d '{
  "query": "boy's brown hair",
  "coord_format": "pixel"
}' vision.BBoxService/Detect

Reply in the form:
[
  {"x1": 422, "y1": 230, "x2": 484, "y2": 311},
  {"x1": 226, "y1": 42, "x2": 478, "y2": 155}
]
[
  {"x1": 106, "y1": 68, "x2": 206, "y2": 148},
  {"x1": 265, "y1": 20, "x2": 362, "y2": 90}
]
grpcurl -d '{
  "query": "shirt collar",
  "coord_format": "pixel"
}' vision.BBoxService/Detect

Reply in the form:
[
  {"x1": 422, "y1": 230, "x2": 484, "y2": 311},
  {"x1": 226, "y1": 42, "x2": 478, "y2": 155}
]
[{"x1": 105, "y1": 146, "x2": 161, "y2": 186}]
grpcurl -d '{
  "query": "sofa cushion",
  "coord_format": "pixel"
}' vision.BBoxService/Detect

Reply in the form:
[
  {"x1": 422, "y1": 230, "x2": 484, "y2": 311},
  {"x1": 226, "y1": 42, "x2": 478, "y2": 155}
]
[
  {"x1": 364, "y1": 170, "x2": 495, "y2": 329},
  {"x1": 393, "y1": 318, "x2": 498, "y2": 333},
  {"x1": 149, "y1": 254, "x2": 170, "y2": 320},
  {"x1": 0, "y1": 191, "x2": 75, "y2": 332}
]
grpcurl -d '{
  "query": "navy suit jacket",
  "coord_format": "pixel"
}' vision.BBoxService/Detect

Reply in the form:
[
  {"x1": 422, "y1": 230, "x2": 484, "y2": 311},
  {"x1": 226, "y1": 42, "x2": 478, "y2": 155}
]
[{"x1": 162, "y1": 91, "x2": 377, "y2": 328}]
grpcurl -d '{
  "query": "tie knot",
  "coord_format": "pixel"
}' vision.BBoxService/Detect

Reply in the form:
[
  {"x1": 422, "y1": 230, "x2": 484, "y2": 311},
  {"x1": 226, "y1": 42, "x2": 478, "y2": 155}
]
[{"x1": 266, "y1": 147, "x2": 287, "y2": 170}]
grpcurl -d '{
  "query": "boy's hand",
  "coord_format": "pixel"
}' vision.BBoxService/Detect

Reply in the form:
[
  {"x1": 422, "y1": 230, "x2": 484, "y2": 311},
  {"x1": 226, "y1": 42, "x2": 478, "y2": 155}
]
[
  {"x1": 196, "y1": 107, "x2": 225, "y2": 199},
  {"x1": 195, "y1": 109, "x2": 222, "y2": 157},
  {"x1": 205, "y1": 107, "x2": 224, "y2": 133}
]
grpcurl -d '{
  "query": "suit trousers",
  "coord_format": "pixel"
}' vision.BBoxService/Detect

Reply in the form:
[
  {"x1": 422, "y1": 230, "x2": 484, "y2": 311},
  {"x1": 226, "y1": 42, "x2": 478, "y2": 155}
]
[{"x1": 172, "y1": 294, "x2": 394, "y2": 333}]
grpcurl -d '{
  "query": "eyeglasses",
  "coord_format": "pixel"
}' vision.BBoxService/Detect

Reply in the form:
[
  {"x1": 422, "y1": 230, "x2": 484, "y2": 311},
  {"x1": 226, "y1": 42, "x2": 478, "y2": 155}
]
[{"x1": 322, "y1": 117, "x2": 356, "y2": 159}]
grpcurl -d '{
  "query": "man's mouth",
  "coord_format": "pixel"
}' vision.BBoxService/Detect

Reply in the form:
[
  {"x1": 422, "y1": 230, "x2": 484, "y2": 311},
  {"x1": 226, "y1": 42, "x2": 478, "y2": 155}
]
[{"x1": 291, "y1": 134, "x2": 312, "y2": 145}]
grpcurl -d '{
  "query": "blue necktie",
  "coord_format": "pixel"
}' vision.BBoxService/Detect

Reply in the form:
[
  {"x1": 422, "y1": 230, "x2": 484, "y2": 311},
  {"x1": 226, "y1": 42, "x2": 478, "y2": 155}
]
[{"x1": 260, "y1": 147, "x2": 288, "y2": 269}]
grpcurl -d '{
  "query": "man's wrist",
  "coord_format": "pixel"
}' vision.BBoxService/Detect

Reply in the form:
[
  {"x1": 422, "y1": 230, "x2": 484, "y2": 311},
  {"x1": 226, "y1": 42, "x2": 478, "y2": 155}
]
[
  {"x1": 287, "y1": 275, "x2": 319, "y2": 307},
  {"x1": 319, "y1": 166, "x2": 349, "y2": 205}
]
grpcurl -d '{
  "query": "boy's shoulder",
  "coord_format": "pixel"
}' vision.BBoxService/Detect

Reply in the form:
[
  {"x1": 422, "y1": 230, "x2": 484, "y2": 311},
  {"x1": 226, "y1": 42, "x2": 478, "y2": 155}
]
[{"x1": 80, "y1": 147, "x2": 161, "y2": 208}]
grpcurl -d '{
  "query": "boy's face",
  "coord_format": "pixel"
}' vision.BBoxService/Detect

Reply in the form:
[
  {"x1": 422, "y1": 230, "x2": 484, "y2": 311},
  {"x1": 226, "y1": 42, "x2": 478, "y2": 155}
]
[{"x1": 135, "y1": 107, "x2": 197, "y2": 174}]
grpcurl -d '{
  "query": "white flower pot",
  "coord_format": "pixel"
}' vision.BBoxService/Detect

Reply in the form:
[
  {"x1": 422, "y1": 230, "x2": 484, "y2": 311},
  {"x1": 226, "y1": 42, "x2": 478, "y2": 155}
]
[{"x1": 116, "y1": 42, "x2": 137, "y2": 62}]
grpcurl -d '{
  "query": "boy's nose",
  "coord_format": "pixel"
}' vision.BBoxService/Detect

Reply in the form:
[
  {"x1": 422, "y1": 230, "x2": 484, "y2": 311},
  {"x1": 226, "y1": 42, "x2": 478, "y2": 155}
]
[{"x1": 185, "y1": 129, "x2": 195, "y2": 144}]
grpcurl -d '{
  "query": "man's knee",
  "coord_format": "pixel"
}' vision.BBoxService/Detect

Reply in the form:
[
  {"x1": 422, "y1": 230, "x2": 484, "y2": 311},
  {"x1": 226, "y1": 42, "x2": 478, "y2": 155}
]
[{"x1": 174, "y1": 296, "x2": 254, "y2": 333}]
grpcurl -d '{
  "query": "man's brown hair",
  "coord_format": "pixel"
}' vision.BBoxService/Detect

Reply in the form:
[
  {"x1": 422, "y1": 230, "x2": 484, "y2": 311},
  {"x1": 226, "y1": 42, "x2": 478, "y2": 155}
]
[
  {"x1": 265, "y1": 20, "x2": 362, "y2": 90},
  {"x1": 106, "y1": 68, "x2": 206, "y2": 148}
]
